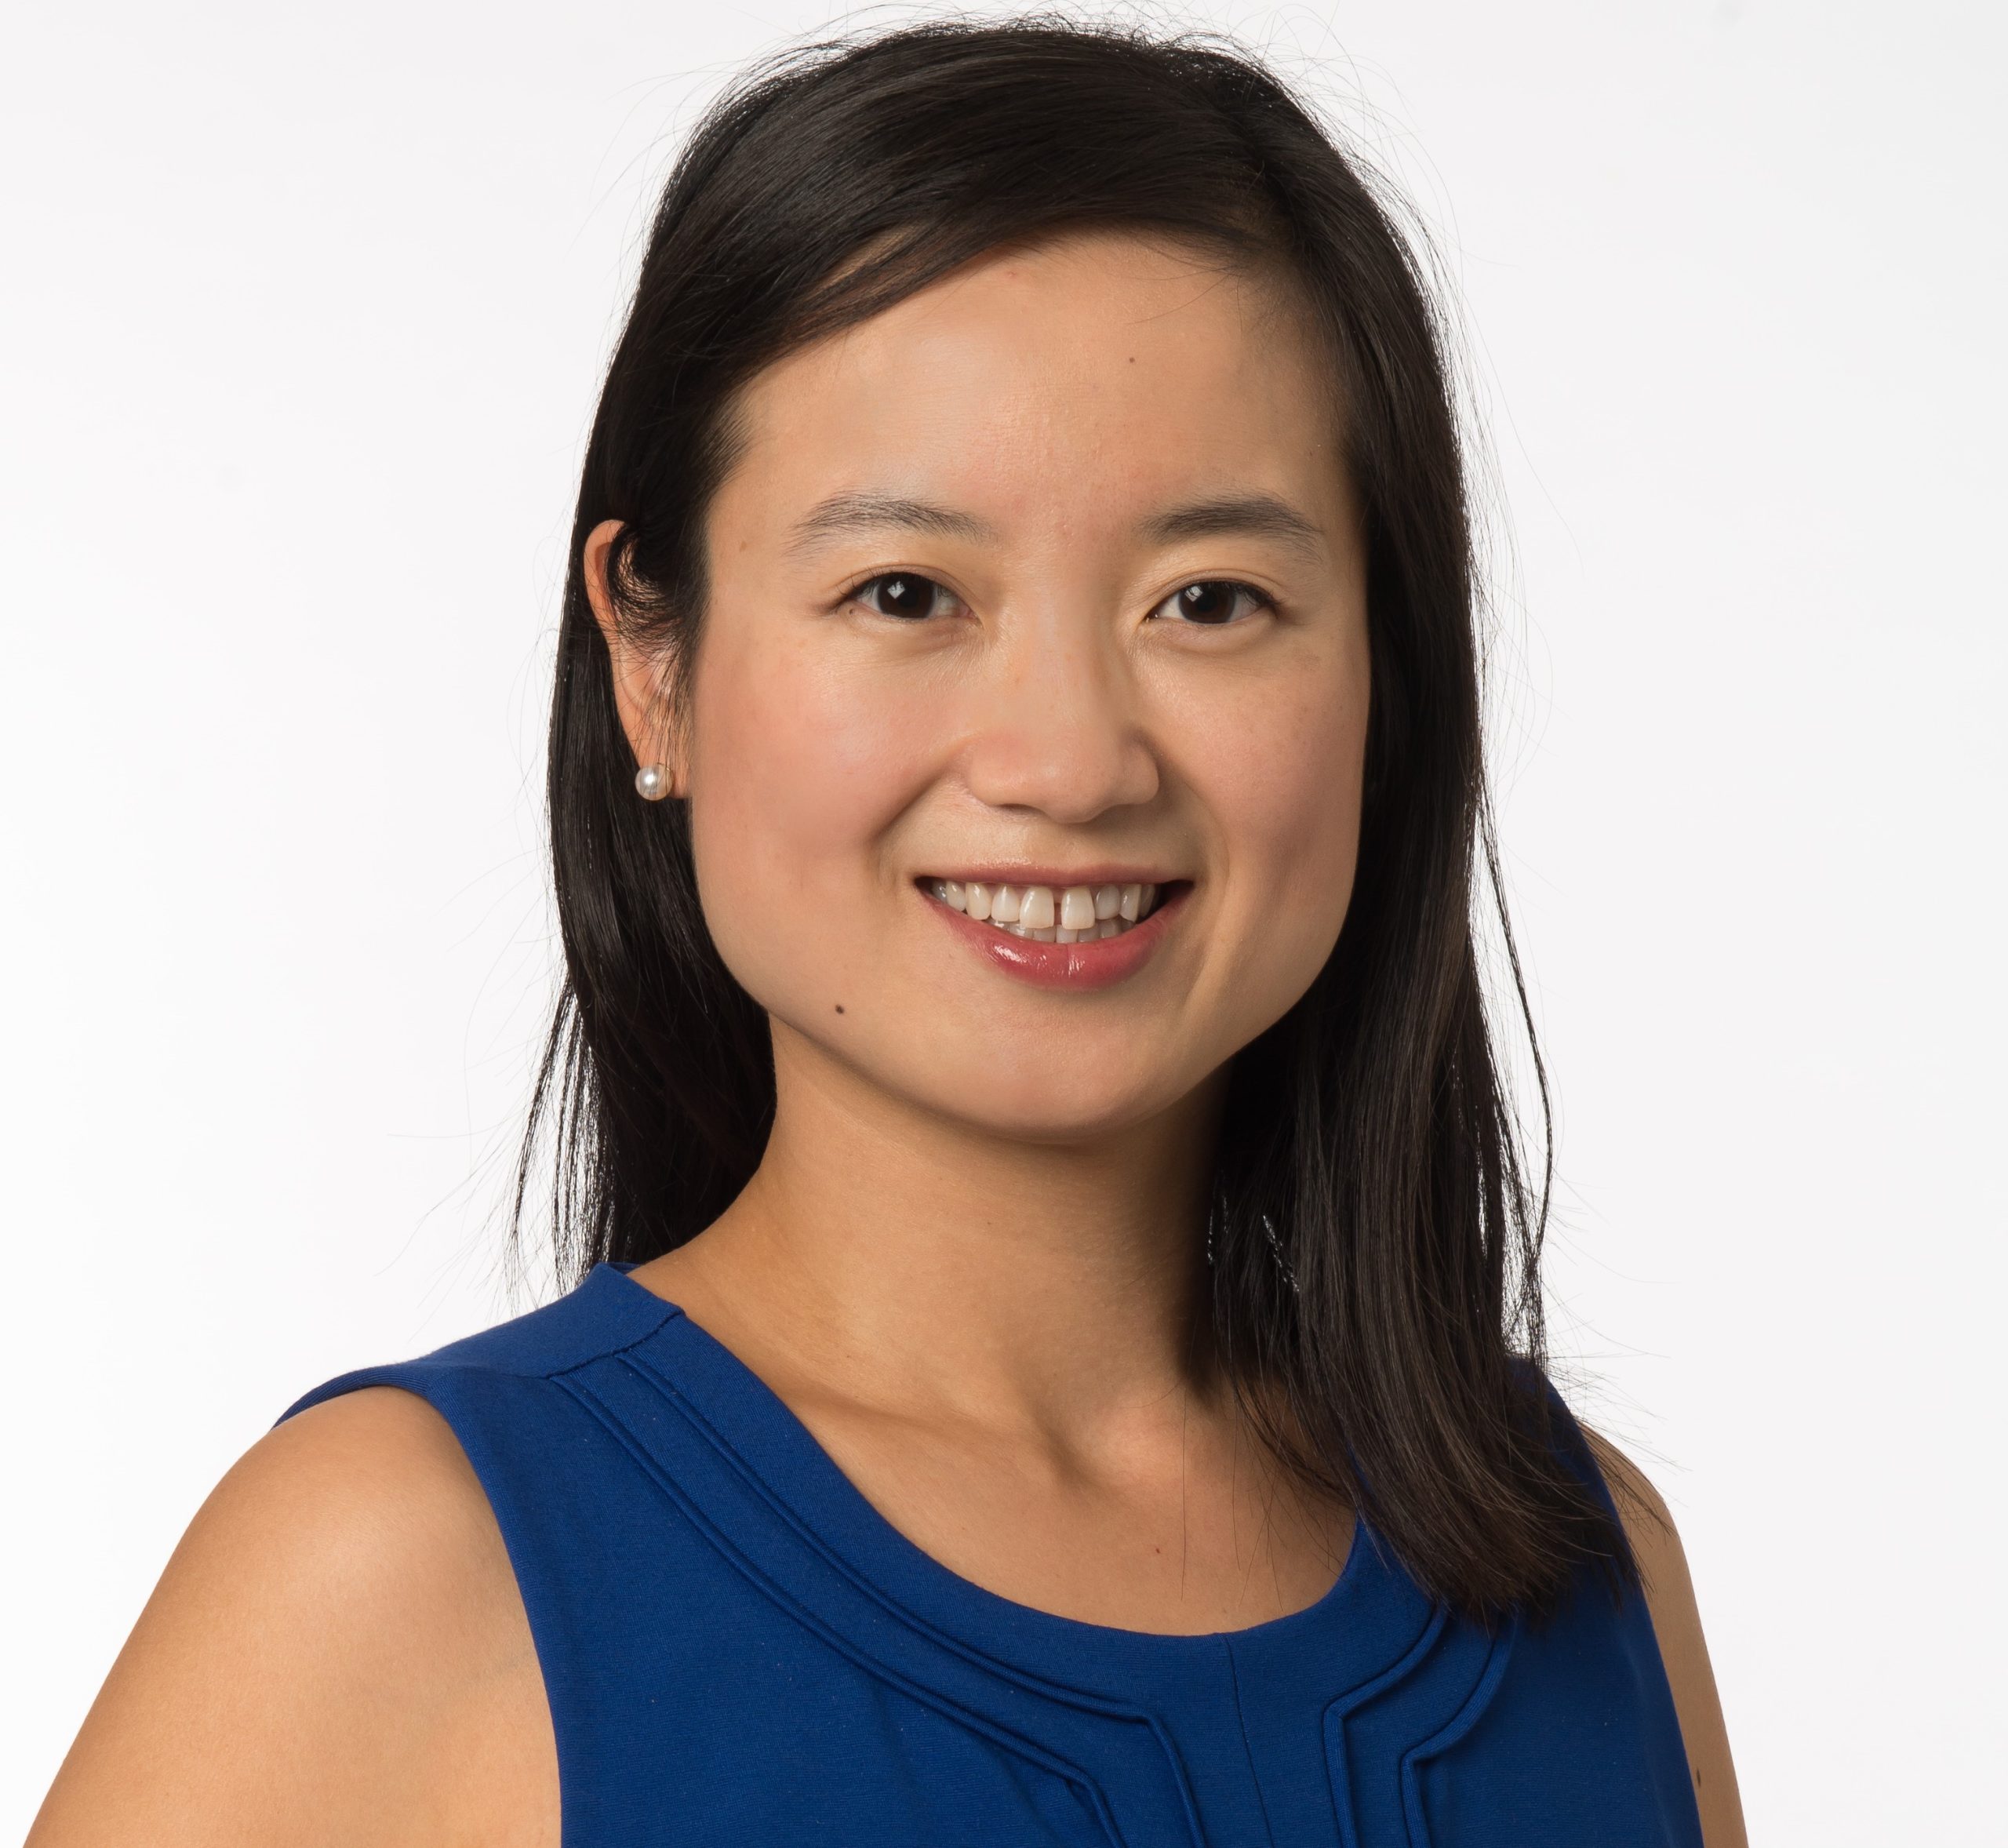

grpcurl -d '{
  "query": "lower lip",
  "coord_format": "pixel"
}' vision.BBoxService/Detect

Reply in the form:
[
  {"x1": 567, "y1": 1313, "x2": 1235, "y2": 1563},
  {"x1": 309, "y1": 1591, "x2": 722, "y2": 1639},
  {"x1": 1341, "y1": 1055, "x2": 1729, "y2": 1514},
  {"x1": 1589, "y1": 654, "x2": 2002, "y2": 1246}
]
[{"x1": 924, "y1": 885, "x2": 1189, "y2": 991}]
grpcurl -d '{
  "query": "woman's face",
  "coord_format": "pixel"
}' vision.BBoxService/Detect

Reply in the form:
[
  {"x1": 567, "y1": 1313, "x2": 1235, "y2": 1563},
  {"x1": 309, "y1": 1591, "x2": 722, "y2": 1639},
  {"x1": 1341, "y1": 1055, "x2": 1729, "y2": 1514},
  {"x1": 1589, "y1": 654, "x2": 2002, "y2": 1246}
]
[{"x1": 597, "y1": 231, "x2": 1371, "y2": 1141}]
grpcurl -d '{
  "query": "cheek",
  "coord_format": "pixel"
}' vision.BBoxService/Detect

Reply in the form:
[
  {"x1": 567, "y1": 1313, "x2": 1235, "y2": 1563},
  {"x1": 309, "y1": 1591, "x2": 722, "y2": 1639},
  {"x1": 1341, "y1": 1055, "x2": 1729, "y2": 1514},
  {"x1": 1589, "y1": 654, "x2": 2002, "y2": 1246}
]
[
  {"x1": 681, "y1": 617, "x2": 929, "y2": 992},
  {"x1": 1204, "y1": 658, "x2": 1370, "y2": 966}
]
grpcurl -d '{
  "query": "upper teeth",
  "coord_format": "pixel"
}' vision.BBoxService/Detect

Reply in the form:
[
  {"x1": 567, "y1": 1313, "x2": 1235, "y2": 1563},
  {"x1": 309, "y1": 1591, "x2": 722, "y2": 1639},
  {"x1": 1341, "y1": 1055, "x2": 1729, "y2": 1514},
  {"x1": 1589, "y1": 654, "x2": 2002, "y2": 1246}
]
[{"x1": 926, "y1": 879, "x2": 1160, "y2": 943}]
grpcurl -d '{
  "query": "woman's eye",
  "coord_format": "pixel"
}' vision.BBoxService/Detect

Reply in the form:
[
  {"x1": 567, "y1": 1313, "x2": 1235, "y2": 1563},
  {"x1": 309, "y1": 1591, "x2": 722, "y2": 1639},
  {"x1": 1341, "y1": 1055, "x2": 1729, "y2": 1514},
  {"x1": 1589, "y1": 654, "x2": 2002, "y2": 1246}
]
[
  {"x1": 1151, "y1": 580, "x2": 1272, "y2": 626},
  {"x1": 849, "y1": 573, "x2": 962, "y2": 620}
]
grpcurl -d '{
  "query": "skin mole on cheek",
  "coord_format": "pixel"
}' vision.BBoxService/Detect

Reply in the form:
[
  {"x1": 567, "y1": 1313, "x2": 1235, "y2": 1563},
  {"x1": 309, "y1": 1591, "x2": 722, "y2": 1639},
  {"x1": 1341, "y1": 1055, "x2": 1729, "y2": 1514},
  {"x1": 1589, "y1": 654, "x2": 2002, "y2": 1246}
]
[{"x1": 834, "y1": 1004, "x2": 846, "y2": 1014}]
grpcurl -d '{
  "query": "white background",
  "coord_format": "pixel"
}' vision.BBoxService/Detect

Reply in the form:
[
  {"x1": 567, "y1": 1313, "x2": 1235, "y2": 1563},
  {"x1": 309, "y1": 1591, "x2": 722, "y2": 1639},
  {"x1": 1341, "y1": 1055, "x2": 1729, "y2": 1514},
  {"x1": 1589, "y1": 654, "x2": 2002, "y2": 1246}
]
[{"x1": 5, "y1": 1, "x2": 2001, "y2": 1839}]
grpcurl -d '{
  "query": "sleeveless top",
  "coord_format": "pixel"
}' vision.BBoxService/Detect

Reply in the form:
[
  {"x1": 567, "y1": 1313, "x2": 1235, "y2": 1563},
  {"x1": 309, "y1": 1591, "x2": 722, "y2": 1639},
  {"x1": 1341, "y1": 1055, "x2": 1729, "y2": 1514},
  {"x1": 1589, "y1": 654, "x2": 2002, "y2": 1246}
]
[{"x1": 275, "y1": 1260, "x2": 1704, "y2": 1847}]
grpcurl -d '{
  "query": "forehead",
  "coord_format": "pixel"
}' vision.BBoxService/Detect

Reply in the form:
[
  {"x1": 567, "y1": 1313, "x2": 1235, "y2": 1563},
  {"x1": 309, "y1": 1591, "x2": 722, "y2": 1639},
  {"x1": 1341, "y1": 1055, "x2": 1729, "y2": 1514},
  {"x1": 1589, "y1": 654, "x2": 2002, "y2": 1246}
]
[{"x1": 718, "y1": 231, "x2": 1346, "y2": 535}]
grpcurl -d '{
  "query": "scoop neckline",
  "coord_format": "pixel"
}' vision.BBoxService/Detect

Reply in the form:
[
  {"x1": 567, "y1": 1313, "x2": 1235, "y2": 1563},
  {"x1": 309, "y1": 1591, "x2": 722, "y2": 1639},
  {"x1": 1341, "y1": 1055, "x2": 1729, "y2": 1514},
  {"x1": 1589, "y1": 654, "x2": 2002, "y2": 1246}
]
[{"x1": 587, "y1": 1257, "x2": 1400, "y2": 1677}]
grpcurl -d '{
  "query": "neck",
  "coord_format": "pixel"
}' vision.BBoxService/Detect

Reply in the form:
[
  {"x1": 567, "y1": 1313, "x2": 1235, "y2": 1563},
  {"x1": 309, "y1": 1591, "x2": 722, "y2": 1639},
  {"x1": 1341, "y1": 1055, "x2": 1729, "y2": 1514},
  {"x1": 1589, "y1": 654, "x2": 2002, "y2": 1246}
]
[{"x1": 682, "y1": 1019, "x2": 1231, "y2": 1442}]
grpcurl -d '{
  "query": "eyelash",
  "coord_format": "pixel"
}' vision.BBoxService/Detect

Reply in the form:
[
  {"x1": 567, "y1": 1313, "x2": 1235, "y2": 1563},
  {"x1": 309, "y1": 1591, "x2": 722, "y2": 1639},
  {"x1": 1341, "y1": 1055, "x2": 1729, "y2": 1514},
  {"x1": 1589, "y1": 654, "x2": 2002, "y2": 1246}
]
[
  {"x1": 843, "y1": 573, "x2": 966, "y2": 622},
  {"x1": 1148, "y1": 580, "x2": 1277, "y2": 626},
  {"x1": 840, "y1": 573, "x2": 1278, "y2": 626}
]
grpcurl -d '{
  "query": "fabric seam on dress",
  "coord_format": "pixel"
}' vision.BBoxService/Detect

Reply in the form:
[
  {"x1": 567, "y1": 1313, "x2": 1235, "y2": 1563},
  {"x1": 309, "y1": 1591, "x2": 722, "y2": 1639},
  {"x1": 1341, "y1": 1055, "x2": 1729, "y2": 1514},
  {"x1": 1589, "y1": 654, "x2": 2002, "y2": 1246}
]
[
  {"x1": 556, "y1": 1368, "x2": 1150, "y2": 1848},
  {"x1": 1223, "y1": 1635, "x2": 1279, "y2": 1848},
  {"x1": 596, "y1": 1348, "x2": 1211, "y2": 1846},
  {"x1": 1397, "y1": 1616, "x2": 1519, "y2": 1848},
  {"x1": 1321, "y1": 1605, "x2": 1449, "y2": 1848},
  {"x1": 617, "y1": 1347, "x2": 1191, "y2": 1719}
]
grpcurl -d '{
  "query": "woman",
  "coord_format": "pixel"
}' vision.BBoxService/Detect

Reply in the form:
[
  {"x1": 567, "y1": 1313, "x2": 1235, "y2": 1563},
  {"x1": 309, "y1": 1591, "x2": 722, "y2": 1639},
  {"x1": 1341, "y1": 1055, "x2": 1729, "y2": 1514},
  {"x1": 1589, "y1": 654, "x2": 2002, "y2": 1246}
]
[{"x1": 30, "y1": 22, "x2": 1744, "y2": 1847}]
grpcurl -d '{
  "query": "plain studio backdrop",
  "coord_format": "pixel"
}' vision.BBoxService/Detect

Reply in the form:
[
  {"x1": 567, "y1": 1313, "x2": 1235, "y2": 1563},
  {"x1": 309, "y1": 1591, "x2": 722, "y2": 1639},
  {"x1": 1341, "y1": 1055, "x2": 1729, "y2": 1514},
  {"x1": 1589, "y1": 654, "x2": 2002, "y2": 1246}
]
[{"x1": 4, "y1": 0, "x2": 2001, "y2": 1838}]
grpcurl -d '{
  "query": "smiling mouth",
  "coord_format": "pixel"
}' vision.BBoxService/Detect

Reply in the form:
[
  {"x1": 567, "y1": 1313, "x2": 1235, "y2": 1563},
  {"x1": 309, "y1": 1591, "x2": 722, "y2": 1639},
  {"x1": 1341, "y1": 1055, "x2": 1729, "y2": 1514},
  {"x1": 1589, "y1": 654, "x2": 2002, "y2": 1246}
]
[{"x1": 919, "y1": 877, "x2": 1179, "y2": 942}]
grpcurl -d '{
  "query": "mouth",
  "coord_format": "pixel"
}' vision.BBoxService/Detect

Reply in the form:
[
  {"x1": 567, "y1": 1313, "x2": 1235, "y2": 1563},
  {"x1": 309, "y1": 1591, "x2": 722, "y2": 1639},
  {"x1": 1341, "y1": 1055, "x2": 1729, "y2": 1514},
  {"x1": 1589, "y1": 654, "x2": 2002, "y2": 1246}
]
[
  {"x1": 915, "y1": 875, "x2": 1184, "y2": 943},
  {"x1": 915, "y1": 872, "x2": 1192, "y2": 992}
]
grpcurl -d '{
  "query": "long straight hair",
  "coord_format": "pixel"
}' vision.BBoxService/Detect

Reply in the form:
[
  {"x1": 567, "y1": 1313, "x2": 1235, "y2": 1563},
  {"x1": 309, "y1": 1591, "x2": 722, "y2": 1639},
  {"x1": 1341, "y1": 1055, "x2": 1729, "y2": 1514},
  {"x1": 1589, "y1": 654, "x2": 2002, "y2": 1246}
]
[{"x1": 515, "y1": 18, "x2": 1634, "y2": 1620}]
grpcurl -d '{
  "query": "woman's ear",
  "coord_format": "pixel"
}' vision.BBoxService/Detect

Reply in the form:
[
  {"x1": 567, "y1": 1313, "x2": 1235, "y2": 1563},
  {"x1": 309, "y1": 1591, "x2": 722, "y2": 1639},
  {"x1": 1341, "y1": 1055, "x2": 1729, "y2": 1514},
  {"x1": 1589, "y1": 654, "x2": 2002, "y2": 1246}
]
[{"x1": 584, "y1": 518, "x2": 688, "y2": 798}]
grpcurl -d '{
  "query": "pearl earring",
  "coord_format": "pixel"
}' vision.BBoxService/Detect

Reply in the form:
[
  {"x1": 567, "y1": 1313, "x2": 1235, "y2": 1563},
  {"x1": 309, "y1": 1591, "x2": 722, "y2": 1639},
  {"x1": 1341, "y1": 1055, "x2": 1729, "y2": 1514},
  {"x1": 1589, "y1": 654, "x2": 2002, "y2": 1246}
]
[{"x1": 634, "y1": 764, "x2": 671, "y2": 801}]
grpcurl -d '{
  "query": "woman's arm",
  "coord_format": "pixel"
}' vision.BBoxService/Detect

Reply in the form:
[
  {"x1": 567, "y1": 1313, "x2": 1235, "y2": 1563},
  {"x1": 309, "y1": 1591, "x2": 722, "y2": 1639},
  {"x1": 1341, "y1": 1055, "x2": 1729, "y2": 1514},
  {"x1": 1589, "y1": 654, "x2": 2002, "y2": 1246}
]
[
  {"x1": 1584, "y1": 1427, "x2": 1749, "y2": 1848},
  {"x1": 26, "y1": 1387, "x2": 557, "y2": 1848}
]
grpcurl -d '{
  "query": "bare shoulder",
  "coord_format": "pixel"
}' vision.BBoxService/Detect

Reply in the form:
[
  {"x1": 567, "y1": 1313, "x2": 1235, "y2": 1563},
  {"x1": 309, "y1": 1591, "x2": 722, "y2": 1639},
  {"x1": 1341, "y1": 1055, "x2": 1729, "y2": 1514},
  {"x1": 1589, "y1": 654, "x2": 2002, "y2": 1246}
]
[
  {"x1": 28, "y1": 1385, "x2": 558, "y2": 1848},
  {"x1": 1581, "y1": 1425, "x2": 1749, "y2": 1848}
]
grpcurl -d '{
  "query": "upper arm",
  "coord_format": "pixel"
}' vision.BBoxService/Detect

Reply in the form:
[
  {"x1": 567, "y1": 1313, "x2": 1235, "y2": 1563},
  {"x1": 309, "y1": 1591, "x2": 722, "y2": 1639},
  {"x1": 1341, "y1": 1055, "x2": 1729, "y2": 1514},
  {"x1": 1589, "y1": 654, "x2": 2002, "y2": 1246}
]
[
  {"x1": 27, "y1": 1384, "x2": 558, "y2": 1848},
  {"x1": 1582, "y1": 1427, "x2": 1749, "y2": 1848}
]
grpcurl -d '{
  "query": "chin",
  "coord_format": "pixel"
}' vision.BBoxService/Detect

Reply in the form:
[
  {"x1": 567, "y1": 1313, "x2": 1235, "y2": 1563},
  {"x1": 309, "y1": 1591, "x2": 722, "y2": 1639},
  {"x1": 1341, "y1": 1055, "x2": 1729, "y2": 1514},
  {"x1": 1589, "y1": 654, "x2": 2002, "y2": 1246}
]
[{"x1": 919, "y1": 1071, "x2": 1188, "y2": 1144}]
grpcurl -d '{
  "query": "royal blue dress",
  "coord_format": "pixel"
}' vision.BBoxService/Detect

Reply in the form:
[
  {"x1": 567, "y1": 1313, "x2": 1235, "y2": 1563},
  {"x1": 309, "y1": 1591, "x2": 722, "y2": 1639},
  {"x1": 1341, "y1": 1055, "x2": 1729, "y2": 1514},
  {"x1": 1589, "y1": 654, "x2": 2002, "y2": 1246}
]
[{"x1": 276, "y1": 1259, "x2": 1704, "y2": 1846}]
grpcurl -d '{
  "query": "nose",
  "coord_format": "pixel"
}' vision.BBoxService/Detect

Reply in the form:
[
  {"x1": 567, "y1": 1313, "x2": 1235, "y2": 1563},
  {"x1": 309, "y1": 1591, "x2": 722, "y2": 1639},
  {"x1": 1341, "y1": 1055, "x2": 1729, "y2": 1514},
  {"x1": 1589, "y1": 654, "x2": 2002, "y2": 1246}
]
[{"x1": 957, "y1": 612, "x2": 1161, "y2": 824}]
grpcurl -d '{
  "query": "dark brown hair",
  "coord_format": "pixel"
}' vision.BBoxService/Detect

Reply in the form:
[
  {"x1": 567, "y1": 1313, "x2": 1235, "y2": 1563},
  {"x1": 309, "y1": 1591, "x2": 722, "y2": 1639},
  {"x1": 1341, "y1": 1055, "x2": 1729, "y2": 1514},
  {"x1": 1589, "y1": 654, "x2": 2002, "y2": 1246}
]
[{"x1": 517, "y1": 17, "x2": 1635, "y2": 1620}]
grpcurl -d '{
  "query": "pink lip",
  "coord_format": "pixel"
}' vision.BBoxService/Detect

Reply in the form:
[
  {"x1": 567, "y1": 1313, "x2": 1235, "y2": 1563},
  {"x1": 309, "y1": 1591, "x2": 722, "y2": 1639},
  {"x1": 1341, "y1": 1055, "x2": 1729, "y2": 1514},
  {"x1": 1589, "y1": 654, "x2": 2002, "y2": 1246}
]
[{"x1": 923, "y1": 882, "x2": 1190, "y2": 991}]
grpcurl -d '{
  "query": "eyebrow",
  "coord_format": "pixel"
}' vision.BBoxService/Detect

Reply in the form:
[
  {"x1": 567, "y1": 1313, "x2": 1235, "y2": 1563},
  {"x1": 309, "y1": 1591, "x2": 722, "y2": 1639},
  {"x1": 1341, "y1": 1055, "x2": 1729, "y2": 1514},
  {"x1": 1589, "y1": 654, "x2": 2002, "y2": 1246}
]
[
  {"x1": 1142, "y1": 493, "x2": 1326, "y2": 558},
  {"x1": 785, "y1": 488, "x2": 1326, "y2": 559},
  {"x1": 788, "y1": 493, "x2": 998, "y2": 554}
]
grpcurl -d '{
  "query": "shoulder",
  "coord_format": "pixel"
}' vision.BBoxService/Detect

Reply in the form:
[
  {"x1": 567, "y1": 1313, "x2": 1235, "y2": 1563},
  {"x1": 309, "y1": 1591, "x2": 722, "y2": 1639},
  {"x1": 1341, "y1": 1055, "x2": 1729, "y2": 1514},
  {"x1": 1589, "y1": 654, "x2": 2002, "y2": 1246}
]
[
  {"x1": 1578, "y1": 1423, "x2": 1678, "y2": 1564},
  {"x1": 28, "y1": 1385, "x2": 556, "y2": 1848},
  {"x1": 1577, "y1": 1423, "x2": 1749, "y2": 1848},
  {"x1": 271, "y1": 1263, "x2": 680, "y2": 1427}
]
